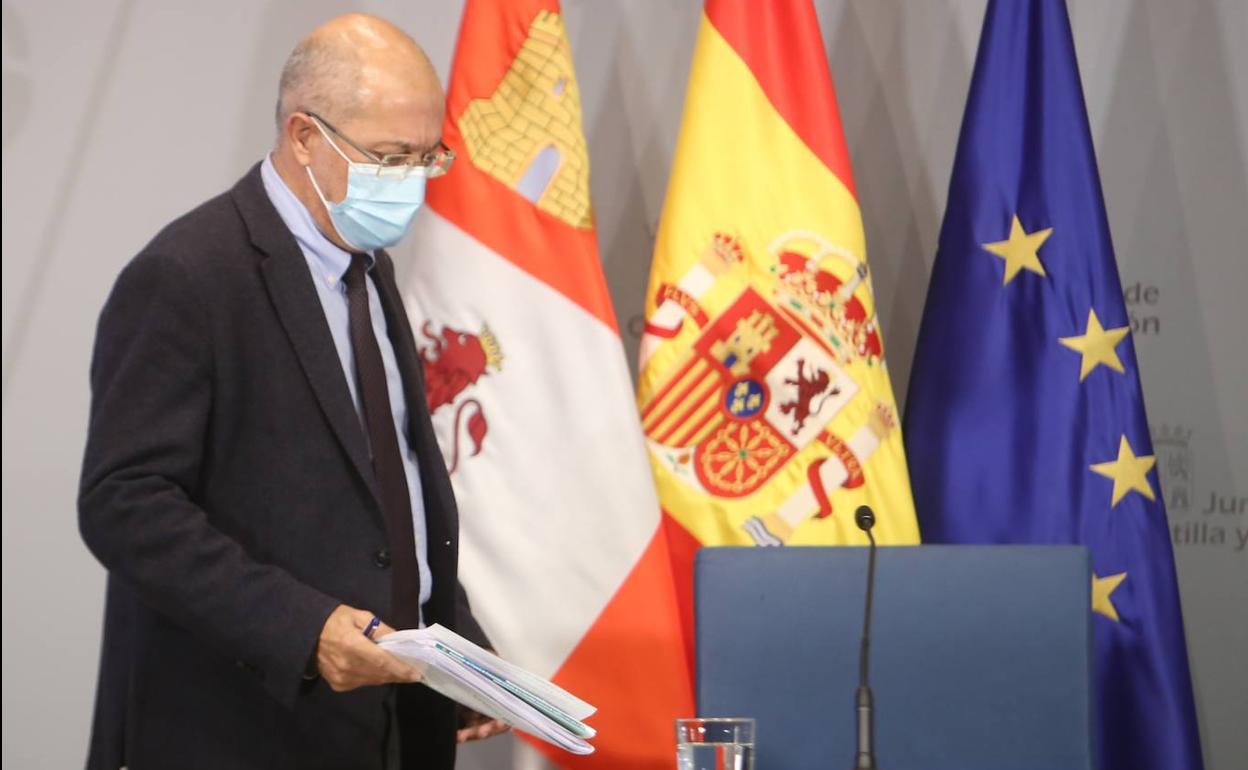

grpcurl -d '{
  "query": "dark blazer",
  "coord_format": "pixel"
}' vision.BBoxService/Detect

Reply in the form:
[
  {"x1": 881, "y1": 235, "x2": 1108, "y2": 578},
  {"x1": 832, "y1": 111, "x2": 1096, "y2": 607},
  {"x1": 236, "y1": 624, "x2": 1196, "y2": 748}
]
[{"x1": 79, "y1": 163, "x2": 487, "y2": 770}]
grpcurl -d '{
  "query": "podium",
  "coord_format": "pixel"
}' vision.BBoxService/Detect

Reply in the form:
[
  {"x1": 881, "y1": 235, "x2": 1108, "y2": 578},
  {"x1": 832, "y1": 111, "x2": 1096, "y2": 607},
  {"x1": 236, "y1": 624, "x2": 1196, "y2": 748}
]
[{"x1": 695, "y1": 545, "x2": 1095, "y2": 770}]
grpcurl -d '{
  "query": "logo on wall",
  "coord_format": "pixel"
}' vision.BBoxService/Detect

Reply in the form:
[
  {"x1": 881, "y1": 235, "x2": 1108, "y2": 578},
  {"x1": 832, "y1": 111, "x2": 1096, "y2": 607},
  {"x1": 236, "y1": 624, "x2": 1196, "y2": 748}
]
[
  {"x1": 419, "y1": 322, "x2": 503, "y2": 474},
  {"x1": 1122, "y1": 280, "x2": 1162, "y2": 337},
  {"x1": 1153, "y1": 424, "x2": 1194, "y2": 514}
]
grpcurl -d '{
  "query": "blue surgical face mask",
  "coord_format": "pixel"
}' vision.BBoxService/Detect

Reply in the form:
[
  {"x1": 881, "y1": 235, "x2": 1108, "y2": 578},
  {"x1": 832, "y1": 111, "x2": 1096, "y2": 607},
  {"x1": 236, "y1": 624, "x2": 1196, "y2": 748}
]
[{"x1": 305, "y1": 122, "x2": 428, "y2": 252}]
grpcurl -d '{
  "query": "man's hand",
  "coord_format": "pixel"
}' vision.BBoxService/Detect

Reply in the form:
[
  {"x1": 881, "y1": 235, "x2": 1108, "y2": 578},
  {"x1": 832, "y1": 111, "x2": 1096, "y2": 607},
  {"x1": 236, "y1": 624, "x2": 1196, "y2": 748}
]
[
  {"x1": 456, "y1": 704, "x2": 511, "y2": 743},
  {"x1": 314, "y1": 605, "x2": 423, "y2": 692}
]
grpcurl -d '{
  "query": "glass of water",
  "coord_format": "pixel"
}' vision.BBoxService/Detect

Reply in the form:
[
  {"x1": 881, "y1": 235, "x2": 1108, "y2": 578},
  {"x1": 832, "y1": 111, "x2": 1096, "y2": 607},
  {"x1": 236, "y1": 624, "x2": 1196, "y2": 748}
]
[{"x1": 675, "y1": 717, "x2": 755, "y2": 770}]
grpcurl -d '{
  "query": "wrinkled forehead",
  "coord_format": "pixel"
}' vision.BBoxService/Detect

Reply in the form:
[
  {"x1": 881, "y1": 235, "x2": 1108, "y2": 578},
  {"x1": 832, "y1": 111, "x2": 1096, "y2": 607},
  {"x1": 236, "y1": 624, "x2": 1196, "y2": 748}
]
[{"x1": 338, "y1": 66, "x2": 444, "y2": 149}]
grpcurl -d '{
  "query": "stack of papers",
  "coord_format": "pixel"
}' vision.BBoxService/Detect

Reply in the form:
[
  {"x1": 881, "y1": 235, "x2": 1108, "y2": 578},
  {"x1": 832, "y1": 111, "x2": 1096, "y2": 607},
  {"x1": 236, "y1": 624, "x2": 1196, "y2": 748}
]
[{"x1": 379, "y1": 624, "x2": 597, "y2": 754}]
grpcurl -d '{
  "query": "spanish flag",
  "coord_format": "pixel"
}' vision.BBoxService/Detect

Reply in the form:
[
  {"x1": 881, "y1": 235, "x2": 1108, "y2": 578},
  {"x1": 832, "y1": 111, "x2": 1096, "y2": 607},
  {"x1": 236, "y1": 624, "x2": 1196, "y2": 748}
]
[
  {"x1": 403, "y1": 1, "x2": 692, "y2": 767},
  {"x1": 639, "y1": 0, "x2": 921, "y2": 634}
]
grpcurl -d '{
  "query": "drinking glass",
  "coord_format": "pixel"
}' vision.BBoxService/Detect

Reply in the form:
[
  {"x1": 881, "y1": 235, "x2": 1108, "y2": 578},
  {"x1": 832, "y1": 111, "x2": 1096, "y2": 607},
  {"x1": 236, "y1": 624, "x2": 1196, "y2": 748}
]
[{"x1": 675, "y1": 717, "x2": 755, "y2": 770}]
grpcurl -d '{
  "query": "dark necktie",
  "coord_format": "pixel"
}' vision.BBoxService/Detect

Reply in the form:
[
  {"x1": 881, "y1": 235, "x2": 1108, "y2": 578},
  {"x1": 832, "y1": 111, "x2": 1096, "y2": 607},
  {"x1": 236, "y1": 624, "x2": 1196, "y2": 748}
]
[{"x1": 344, "y1": 254, "x2": 422, "y2": 629}]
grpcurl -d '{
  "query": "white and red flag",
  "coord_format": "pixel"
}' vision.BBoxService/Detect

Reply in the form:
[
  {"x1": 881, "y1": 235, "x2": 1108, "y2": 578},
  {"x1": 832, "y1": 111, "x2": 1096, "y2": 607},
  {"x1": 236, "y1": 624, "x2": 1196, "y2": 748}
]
[{"x1": 401, "y1": 1, "x2": 694, "y2": 767}]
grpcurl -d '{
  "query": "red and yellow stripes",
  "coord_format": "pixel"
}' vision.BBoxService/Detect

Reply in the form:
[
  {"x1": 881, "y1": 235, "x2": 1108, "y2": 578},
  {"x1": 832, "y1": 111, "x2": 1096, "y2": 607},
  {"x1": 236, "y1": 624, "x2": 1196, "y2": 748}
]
[
  {"x1": 638, "y1": 10, "x2": 868, "y2": 338},
  {"x1": 640, "y1": 357, "x2": 723, "y2": 447},
  {"x1": 705, "y1": 0, "x2": 857, "y2": 196},
  {"x1": 640, "y1": 0, "x2": 920, "y2": 639}
]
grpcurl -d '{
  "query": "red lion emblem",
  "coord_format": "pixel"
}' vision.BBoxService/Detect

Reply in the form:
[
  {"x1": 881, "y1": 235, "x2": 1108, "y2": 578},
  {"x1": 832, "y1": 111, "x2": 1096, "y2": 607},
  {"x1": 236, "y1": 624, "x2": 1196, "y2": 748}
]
[
  {"x1": 419, "y1": 322, "x2": 502, "y2": 473},
  {"x1": 779, "y1": 358, "x2": 840, "y2": 435}
]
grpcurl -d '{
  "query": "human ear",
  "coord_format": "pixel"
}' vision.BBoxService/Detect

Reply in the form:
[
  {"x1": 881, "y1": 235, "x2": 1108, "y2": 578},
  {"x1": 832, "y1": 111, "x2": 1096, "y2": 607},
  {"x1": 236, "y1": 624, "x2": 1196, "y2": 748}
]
[{"x1": 287, "y1": 113, "x2": 317, "y2": 166}]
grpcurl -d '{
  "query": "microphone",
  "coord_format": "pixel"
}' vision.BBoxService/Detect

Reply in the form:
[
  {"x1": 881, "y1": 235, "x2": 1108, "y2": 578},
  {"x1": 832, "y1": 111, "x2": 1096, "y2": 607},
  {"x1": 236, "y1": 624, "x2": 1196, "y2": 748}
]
[{"x1": 852, "y1": 504, "x2": 880, "y2": 770}]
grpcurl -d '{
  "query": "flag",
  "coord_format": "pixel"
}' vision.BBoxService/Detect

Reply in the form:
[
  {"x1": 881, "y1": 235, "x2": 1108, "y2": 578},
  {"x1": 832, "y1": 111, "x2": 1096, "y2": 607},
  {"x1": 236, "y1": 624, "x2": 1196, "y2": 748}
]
[
  {"x1": 902, "y1": 2, "x2": 1203, "y2": 769},
  {"x1": 638, "y1": 0, "x2": 920, "y2": 644},
  {"x1": 402, "y1": 1, "x2": 693, "y2": 767}
]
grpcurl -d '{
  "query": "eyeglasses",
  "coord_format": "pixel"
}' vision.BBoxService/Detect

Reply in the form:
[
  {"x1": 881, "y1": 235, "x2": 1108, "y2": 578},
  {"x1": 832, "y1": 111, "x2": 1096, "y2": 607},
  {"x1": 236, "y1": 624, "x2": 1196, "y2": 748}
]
[{"x1": 304, "y1": 111, "x2": 454, "y2": 177}]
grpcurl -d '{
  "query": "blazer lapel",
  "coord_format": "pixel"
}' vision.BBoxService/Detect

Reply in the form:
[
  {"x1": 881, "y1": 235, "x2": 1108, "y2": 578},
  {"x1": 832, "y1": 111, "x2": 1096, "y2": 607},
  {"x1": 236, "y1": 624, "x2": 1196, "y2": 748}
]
[{"x1": 230, "y1": 164, "x2": 384, "y2": 515}]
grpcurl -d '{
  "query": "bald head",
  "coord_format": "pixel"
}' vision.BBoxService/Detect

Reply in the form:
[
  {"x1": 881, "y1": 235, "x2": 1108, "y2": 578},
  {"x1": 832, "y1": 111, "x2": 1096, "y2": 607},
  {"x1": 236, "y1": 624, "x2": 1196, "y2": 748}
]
[
  {"x1": 276, "y1": 13, "x2": 440, "y2": 130},
  {"x1": 270, "y1": 14, "x2": 445, "y2": 253}
]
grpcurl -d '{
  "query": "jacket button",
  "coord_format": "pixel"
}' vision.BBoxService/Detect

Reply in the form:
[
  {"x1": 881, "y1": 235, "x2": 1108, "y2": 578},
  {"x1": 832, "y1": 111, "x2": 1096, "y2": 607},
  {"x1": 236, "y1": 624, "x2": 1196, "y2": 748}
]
[{"x1": 373, "y1": 548, "x2": 391, "y2": 568}]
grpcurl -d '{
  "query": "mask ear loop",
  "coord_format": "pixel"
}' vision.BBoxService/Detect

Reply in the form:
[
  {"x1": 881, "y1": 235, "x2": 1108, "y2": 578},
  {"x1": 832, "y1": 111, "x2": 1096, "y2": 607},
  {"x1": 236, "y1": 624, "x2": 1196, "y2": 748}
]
[
  {"x1": 303, "y1": 163, "x2": 365, "y2": 252},
  {"x1": 303, "y1": 115, "x2": 369, "y2": 202},
  {"x1": 303, "y1": 116, "x2": 352, "y2": 207},
  {"x1": 303, "y1": 116, "x2": 354, "y2": 210},
  {"x1": 304, "y1": 163, "x2": 335, "y2": 208},
  {"x1": 310, "y1": 116, "x2": 355, "y2": 164}
]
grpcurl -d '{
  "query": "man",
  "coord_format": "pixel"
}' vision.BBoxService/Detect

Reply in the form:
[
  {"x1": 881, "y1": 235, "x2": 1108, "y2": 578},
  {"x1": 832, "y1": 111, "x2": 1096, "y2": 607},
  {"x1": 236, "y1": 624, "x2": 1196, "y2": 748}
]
[{"x1": 78, "y1": 14, "x2": 507, "y2": 769}]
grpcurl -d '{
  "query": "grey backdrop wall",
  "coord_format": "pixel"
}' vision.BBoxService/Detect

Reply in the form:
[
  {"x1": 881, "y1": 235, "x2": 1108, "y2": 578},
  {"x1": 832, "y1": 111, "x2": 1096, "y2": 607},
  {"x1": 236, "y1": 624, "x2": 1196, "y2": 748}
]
[{"x1": 3, "y1": 1, "x2": 1244, "y2": 768}]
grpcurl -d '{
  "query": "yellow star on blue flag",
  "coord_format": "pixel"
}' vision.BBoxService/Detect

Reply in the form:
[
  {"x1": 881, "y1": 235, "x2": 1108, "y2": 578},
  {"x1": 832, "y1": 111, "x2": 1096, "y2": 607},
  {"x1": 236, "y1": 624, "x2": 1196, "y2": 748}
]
[{"x1": 982, "y1": 215, "x2": 1052, "y2": 284}]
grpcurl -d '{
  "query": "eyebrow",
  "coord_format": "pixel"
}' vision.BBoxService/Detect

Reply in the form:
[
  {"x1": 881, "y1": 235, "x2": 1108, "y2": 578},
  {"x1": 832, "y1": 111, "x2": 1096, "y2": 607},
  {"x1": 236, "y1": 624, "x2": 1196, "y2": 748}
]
[{"x1": 369, "y1": 139, "x2": 441, "y2": 156}]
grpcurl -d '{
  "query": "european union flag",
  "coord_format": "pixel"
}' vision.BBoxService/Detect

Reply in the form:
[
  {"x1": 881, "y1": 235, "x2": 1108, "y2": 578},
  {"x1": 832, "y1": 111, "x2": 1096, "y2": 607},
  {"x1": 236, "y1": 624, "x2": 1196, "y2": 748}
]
[{"x1": 902, "y1": 2, "x2": 1204, "y2": 770}]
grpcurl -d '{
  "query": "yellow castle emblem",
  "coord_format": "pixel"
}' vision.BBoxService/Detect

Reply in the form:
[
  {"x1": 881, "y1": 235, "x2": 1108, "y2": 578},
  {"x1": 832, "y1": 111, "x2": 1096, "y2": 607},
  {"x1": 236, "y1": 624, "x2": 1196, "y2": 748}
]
[{"x1": 458, "y1": 10, "x2": 592, "y2": 229}]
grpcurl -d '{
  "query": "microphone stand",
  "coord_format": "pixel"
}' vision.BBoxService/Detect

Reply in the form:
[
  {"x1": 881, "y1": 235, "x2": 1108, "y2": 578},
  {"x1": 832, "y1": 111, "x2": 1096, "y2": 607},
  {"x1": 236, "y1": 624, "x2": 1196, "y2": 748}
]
[{"x1": 853, "y1": 505, "x2": 879, "y2": 770}]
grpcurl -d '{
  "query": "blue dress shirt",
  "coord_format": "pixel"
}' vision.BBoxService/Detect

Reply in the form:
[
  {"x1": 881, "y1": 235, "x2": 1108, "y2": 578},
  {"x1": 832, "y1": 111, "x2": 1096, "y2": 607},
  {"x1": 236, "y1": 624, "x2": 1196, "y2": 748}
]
[{"x1": 260, "y1": 156, "x2": 432, "y2": 612}]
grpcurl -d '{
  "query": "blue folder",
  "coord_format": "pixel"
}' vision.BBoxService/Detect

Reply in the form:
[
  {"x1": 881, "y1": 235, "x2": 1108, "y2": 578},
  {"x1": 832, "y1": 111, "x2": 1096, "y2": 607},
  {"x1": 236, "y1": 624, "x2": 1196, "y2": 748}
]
[{"x1": 695, "y1": 545, "x2": 1095, "y2": 770}]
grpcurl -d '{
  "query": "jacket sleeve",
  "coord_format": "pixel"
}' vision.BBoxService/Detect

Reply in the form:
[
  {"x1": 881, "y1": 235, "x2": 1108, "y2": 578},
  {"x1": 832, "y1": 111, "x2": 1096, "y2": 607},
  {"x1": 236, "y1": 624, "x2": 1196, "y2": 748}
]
[{"x1": 78, "y1": 250, "x2": 341, "y2": 709}]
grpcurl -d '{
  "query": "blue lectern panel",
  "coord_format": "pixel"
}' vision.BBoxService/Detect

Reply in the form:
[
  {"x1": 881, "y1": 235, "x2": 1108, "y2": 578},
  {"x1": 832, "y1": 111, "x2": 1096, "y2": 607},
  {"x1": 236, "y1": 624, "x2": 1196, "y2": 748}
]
[{"x1": 695, "y1": 545, "x2": 1094, "y2": 770}]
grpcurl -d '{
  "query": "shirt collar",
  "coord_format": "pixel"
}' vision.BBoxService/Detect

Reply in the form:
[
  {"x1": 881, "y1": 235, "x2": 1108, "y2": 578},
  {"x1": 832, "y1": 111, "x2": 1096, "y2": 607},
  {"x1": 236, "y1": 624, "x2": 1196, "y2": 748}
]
[{"x1": 259, "y1": 154, "x2": 374, "y2": 289}]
